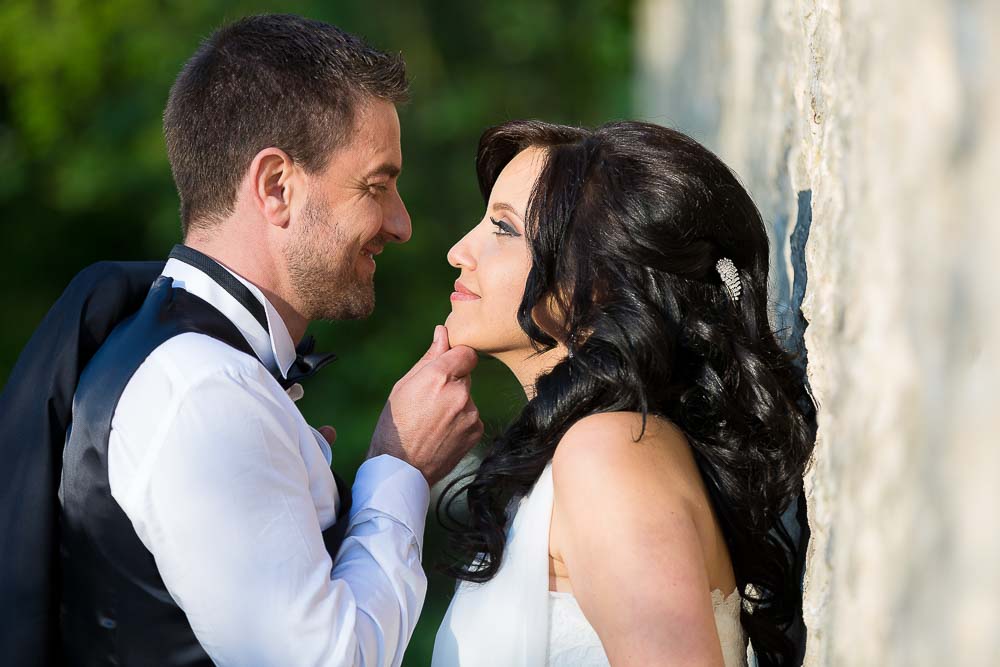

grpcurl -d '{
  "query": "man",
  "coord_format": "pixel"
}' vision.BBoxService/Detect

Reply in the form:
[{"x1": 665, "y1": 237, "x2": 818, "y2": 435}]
[{"x1": 52, "y1": 14, "x2": 481, "y2": 666}]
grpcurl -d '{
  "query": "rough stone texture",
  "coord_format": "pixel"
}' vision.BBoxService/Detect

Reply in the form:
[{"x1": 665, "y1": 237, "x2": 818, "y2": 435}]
[{"x1": 637, "y1": 1, "x2": 1000, "y2": 664}]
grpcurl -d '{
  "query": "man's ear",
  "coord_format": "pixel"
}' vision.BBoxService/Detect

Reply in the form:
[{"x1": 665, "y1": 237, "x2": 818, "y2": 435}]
[{"x1": 248, "y1": 147, "x2": 297, "y2": 228}]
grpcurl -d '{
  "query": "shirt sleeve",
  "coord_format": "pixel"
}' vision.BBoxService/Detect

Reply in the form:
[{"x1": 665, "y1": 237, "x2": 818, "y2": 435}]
[{"x1": 112, "y1": 361, "x2": 430, "y2": 667}]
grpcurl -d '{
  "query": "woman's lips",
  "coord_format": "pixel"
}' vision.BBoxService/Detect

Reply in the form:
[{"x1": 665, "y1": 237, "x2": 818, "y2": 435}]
[{"x1": 451, "y1": 280, "x2": 480, "y2": 302}]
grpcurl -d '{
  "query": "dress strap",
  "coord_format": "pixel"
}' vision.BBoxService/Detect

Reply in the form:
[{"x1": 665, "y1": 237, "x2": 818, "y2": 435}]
[{"x1": 432, "y1": 462, "x2": 555, "y2": 666}]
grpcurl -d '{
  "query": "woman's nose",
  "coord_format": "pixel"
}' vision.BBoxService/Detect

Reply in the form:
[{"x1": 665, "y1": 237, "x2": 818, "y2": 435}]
[{"x1": 447, "y1": 229, "x2": 477, "y2": 270}]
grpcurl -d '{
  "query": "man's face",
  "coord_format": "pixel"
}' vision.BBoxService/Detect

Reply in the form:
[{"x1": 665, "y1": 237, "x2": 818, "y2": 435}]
[{"x1": 284, "y1": 98, "x2": 411, "y2": 321}]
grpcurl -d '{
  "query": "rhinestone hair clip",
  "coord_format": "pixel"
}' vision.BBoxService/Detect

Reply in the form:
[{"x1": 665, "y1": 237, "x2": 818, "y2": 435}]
[{"x1": 715, "y1": 257, "x2": 742, "y2": 303}]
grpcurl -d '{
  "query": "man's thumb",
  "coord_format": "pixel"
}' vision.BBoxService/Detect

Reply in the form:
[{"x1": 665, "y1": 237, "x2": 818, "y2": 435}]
[{"x1": 425, "y1": 325, "x2": 450, "y2": 360}]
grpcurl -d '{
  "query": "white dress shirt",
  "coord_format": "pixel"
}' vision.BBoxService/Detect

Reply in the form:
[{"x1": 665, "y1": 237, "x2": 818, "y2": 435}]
[{"x1": 107, "y1": 257, "x2": 430, "y2": 666}]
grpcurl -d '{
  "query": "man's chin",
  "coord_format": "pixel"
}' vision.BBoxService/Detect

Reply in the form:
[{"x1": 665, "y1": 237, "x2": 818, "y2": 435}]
[
  {"x1": 324, "y1": 299, "x2": 374, "y2": 322},
  {"x1": 311, "y1": 285, "x2": 375, "y2": 322}
]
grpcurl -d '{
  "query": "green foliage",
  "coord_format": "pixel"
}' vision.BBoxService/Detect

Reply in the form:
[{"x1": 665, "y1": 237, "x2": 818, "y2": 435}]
[{"x1": 0, "y1": 1, "x2": 633, "y2": 663}]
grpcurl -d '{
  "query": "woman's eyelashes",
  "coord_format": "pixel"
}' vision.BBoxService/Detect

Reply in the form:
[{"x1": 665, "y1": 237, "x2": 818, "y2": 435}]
[{"x1": 490, "y1": 217, "x2": 522, "y2": 238}]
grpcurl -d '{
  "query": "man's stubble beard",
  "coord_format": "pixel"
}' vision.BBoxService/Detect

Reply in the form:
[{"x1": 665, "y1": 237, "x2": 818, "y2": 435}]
[{"x1": 284, "y1": 199, "x2": 375, "y2": 322}]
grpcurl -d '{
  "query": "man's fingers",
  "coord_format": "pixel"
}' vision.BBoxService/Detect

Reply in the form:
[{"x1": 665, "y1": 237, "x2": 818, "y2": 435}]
[
  {"x1": 470, "y1": 418, "x2": 485, "y2": 442},
  {"x1": 459, "y1": 397, "x2": 482, "y2": 428},
  {"x1": 461, "y1": 405, "x2": 484, "y2": 447},
  {"x1": 404, "y1": 325, "x2": 452, "y2": 380},
  {"x1": 423, "y1": 325, "x2": 450, "y2": 362},
  {"x1": 318, "y1": 425, "x2": 337, "y2": 446},
  {"x1": 438, "y1": 345, "x2": 479, "y2": 380},
  {"x1": 446, "y1": 364, "x2": 473, "y2": 391}
]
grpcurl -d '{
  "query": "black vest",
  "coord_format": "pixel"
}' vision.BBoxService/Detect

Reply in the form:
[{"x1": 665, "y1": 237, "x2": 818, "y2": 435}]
[{"x1": 58, "y1": 273, "x2": 347, "y2": 666}]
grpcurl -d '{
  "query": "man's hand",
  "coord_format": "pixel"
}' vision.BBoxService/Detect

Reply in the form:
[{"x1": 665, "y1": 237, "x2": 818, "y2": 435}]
[
  {"x1": 317, "y1": 426, "x2": 336, "y2": 446},
  {"x1": 368, "y1": 325, "x2": 483, "y2": 487}
]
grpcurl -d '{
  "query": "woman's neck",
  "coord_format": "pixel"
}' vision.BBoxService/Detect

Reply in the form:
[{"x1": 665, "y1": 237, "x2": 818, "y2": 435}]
[{"x1": 496, "y1": 344, "x2": 569, "y2": 401}]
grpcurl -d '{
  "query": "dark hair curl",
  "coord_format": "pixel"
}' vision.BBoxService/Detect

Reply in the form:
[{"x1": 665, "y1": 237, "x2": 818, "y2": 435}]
[{"x1": 439, "y1": 120, "x2": 817, "y2": 665}]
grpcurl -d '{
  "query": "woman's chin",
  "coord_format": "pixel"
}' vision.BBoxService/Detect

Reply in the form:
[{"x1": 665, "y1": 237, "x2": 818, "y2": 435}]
[
  {"x1": 444, "y1": 313, "x2": 475, "y2": 349},
  {"x1": 444, "y1": 316, "x2": 501, "y2": 356}
]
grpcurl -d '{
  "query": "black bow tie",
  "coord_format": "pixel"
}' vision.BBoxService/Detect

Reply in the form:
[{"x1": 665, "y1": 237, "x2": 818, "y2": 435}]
[
  {"x1": 166, "y1": 245, "x2": 337, "y2": 390},
  {"x1": 279, "y1": 335, "x2": 337, "y2": 389}
]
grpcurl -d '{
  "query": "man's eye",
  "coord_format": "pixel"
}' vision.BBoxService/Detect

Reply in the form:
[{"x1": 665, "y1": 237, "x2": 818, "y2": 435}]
[
  {"x1": 490, "y1": 217, "x2": 521, "y2": 237},
  {"x1": 368, "y1": 183, "x2": 389, "y2": 195}
]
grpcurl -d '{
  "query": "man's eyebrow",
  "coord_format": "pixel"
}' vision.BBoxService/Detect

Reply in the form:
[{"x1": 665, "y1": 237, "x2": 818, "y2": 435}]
[
  {"x1": 363, "y1": 163, "x2": 401, "y2": 180},
  {"x1": 491, "y1": 202, "x2": 522, "y2": 218}
]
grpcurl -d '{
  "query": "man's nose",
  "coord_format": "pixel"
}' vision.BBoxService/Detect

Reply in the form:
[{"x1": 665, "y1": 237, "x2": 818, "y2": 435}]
[{"x1": 383, "y1": 191, "x2": 412, "y2": 244}]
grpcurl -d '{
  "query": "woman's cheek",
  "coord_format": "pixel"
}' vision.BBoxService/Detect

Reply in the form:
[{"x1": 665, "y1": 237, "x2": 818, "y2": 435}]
[
  {"x1": 495, "y1": 255, "x2": 533, "y2": 342},
  {"x1": 446, "y1": 243, "x2": 533, "y2": 354}
]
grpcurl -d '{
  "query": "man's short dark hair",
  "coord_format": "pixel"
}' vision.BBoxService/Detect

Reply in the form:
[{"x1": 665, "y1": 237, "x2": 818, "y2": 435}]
[{"x1": 163, "y1": 14, "x2": 409, "y2": 235}]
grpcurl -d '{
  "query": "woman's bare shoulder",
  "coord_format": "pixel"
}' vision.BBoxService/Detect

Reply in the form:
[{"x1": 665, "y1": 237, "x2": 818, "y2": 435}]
[{"x1": 552, "y1": 411, "x2": 703, "y2": 502}]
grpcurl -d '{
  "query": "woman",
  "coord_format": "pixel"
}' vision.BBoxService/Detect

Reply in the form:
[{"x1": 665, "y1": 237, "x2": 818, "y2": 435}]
[{"x1": 431, "y1": 120, "x2": 816, "y2": 666}]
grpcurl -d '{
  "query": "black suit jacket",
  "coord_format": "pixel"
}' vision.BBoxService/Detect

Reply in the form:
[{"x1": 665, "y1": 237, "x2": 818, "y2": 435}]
[{"x1": 0, "y1": 261, "x2": 164, "y2": 666}]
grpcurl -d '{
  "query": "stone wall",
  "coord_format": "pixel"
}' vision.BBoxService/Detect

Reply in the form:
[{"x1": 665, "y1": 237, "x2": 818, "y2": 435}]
[{"x1": 636, "y1": 1, "x2": 1000, "y2": 664}]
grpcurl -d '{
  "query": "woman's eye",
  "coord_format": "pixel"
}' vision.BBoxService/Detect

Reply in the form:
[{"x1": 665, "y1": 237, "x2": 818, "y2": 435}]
[{"x1": 490, "y1": 217, "x2": 521, "y2": 237}]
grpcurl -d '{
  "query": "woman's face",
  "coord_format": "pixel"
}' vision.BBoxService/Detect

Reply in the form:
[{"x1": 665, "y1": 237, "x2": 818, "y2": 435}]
[{"x1": 445, "y1": 147, "x2": 547, "y2": 356}]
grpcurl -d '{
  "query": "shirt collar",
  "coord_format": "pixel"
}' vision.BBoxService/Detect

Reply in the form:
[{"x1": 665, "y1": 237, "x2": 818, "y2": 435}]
[{"x1": 161, "y1": 257, "x2": 297, "y2": 379}]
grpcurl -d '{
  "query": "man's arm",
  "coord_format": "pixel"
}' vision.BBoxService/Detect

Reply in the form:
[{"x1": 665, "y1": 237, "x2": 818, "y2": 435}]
[
  {"x1": 113, "y1": 360, "x2": 428, "y2": 667},
  {"x1": 329, "y1": 455, "x2": 431, "y2": 665}
]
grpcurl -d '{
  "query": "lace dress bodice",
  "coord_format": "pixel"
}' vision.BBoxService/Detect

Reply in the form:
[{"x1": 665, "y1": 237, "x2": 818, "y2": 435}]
[{"x1": 432, "y1": 463, "x2": 750, "y2": 666}]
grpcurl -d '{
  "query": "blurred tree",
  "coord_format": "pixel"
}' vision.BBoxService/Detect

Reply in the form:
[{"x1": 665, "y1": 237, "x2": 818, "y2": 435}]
[{"x1": 0, "y1": 1, "x2": 633, "y2": 663}]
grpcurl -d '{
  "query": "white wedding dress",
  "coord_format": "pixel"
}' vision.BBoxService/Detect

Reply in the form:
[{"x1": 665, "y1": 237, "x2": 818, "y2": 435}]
[{"x1": 432, "y1": 462, "x2": 749, "y2": 666}]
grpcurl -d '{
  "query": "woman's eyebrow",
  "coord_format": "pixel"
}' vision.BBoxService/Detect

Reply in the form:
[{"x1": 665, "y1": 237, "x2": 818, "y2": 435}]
[{"x1": 491, "y1": 202, "x2": 522, "y2": 218}]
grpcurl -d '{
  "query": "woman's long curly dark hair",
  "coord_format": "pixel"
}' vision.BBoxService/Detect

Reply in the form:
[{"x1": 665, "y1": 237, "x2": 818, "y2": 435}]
[{"x1": 439, "y1": 120, "x2": 817, "y2": 665}]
